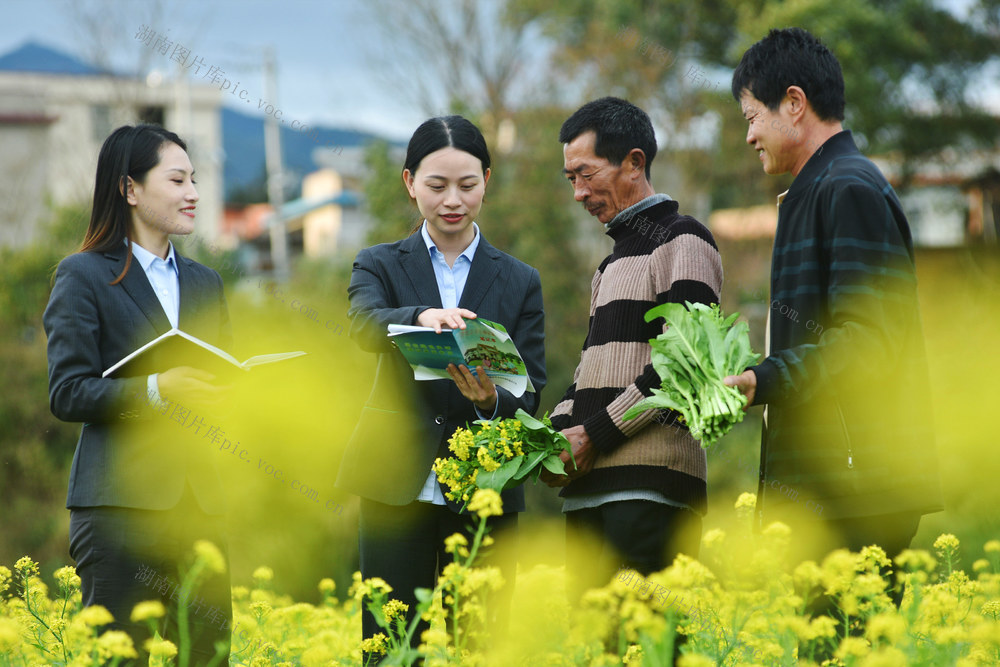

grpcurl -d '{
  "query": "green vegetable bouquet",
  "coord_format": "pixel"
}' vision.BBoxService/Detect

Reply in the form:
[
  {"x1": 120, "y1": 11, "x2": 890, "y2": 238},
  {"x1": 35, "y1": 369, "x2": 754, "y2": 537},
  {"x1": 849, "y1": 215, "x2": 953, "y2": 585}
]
[
  {"x1": 432, "y1": 408, "x2": 575, "y2": 509},
  {"x1": 623, "y1": 301, "x2": 760, "y2": 447}
]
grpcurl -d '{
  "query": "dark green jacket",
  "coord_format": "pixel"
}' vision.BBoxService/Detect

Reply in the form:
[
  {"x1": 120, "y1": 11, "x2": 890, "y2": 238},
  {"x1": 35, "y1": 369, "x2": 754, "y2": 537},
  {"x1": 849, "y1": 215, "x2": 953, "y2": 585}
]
[{"x1": 751, "y1": 131, "x2": 943, "y2": 521}]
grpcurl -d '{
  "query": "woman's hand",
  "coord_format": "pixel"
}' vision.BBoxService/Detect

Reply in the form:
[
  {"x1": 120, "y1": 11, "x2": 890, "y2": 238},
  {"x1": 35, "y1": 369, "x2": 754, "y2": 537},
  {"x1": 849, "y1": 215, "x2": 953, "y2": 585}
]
[
  {"x1": 157, "y1": 366, "x2": 228, "y2": 408},
  {"x1": 447, "y1": 363, "x2": 497, "y2": 412},
  {"x1": 416, "y1": 308, "x2": 477, "y2": 333}
]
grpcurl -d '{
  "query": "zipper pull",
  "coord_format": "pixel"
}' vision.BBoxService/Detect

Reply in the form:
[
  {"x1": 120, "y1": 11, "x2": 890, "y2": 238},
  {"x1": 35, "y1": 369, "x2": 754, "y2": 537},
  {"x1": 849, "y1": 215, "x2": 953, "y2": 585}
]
[{"x1": 847, "y1": 455, "x2": 854, "y2": 469}]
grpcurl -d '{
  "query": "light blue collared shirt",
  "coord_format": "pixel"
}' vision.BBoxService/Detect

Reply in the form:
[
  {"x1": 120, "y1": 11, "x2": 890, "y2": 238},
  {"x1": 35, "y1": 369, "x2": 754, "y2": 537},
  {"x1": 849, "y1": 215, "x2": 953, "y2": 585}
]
[
  {"x1": 129, "y1": 240, "x2": 180, "y2": 403},
  {"x1": 416, "y1": 221, "x2": 498, "y2": 505},
  {"x1": 131, "y1": 241, "x2": 181, "y2": 328}
]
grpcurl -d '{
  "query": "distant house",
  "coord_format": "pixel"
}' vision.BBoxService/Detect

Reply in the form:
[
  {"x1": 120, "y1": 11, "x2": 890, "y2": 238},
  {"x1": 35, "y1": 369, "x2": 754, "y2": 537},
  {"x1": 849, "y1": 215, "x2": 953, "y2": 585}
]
[
  {"x1": 0, "y1": 41, "x2": 223, "y2": 248},
  {"x1": 708, "y1": 148, "x2": 1000, "y2": 247},
  {"x1": 875, "y1": 150, "x2": 1000, "y2": 246}
]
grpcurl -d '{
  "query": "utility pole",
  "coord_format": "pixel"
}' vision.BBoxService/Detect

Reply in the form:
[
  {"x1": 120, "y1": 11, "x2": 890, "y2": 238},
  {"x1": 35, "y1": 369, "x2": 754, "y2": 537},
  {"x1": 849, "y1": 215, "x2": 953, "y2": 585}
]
[{"x1": 263, "y1": 46, "x2": 289, "y2": 280}]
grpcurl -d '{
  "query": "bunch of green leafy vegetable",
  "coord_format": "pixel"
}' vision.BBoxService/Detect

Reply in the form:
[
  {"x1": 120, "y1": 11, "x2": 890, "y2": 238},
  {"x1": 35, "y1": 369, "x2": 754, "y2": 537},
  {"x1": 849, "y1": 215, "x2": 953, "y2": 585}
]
[{"x1": 623, "y1": 301, "x2": 760, "y2": 447}]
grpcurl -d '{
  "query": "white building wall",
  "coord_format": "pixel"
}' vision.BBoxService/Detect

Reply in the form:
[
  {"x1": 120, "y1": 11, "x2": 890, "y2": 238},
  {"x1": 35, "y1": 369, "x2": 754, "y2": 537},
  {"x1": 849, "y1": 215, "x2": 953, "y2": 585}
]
[{"x1": 0, "y1": 71, "x2": 222, "y2": 247}]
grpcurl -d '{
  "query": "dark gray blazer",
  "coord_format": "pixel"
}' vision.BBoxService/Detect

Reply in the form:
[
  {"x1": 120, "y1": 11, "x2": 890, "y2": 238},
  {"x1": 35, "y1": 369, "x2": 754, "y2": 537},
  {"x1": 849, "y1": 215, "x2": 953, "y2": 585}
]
[
  {"x1": 337, "y1": 231, "x2": 546, "y2": 511},
  {"x1": 43, "y1": 243, "x2": 231, "y2": 513}
]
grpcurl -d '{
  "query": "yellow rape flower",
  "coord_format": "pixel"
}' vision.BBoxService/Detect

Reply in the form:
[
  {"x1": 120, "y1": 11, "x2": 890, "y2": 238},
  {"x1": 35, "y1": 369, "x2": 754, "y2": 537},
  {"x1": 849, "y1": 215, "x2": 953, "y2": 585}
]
[
  {"x1": 96, "y1": 630, "x2": 137, "y2": 659},
  {"x1": 145, "y1": 636, "x2": 178, "y2": 658},
  {"x1": 382, "y1": 599, "x2": 409, "y2": 622},
  {"x1": 444, "y1": 533, "x2": 470, "y2": 558},
  {"x1": 622, "y1": 644, "x2": 643, "y2": 664},
  {"x1": 701, "y1": 528, "x2": 725, "y2": 550},
  {"x1": 476, "y1": 447, "x2": 501, "y2": 472},
  {"x1": 79, "y1": 605, "x2": 115, "y2": 626},
  {"x1": 194, "y1": 540, "x2": 226, "y2": 575},
  {"x1": 250, "y1": 600, "x2": 273, "y2": 620},
  {"x1": 130, "y1": 600, "x2": 166, "y2": 622},
  {"x1": 468, "y1": 489, "x2": 503, "y2": 518},
  {"x1": 734, "y1": 492, "x2": 756, "y2": 521},
  {"x1": 53, "y1": 565, "x2": 81, "y2": 592},
  {"x1": 360, "y1": 632, "x2": 389, "y2": 655},
  {"x1": 984, "y1": 540, "x2": 1000, "y2": 555},
  {"x1": 0, "y1": 566, "x2": 11, "y2": 595},
  {"x1": 934, "y1": 533, "x2": 960, "y2": 554},
  {"x1": 866, "y1": 613, "x2": 906, "y2": 644},
  {"x1": 419, "y1": 626, "x2": 450, "y2": 650},
  {"x1": 895, "y1": 549, "x2": 936, "y2": 574},
  {"x1": 13, "y1": 556, "x2": 39, "y2": 579},
  {"x1": 252, "y1": 565, "x2": 274, "y2": 585},
  {"x1": 353, "y1": 576, "x2": 393, "y2": 602},
  {"x1": 859, "y1": 545, "x2": 891, "y2": 571},
  {"x1": 448, "y1": 429, "x2": 475, "y2": 460},
  {"x1": 835, "y1": 636, "x2": 871, "y2": 659}
]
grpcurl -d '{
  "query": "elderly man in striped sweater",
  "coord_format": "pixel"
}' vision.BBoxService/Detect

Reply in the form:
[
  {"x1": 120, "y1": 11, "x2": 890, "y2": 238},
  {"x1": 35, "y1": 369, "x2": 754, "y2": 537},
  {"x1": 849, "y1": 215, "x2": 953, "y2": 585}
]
[{"x1": 543, "y1": 97, "x2": 724, "y2": 599}]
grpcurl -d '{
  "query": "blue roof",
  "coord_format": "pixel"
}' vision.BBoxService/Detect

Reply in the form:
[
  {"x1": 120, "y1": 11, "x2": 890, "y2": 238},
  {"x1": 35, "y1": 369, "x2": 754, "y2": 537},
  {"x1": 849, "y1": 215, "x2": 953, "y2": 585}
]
[
  {"x1": 0, "y1": 41, "x2": 102, "y2": 75},
  {"x1": 267, "y1": 191, "x2": 362, "y2": 226}
]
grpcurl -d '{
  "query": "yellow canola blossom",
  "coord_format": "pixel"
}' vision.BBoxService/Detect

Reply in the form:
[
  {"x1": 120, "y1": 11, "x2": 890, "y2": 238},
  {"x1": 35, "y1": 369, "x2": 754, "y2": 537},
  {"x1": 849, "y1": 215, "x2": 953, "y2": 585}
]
[
  {"x1": 467, "y1": 489, "x2": 503, "y2": 518},
  {"x1": 2, "y1": 503, "x2": 999, "y2": 666}
]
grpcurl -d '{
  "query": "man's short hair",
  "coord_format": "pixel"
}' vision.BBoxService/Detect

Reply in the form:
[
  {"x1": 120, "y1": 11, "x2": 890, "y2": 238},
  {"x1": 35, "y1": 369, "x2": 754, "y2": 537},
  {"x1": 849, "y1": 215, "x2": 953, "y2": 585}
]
[
  {"x1": 731, "y1": 27, "x2": 845, "y2": 122},
  {"x1": 559, "y1": 97, "x2": 657, "y2": 179}
]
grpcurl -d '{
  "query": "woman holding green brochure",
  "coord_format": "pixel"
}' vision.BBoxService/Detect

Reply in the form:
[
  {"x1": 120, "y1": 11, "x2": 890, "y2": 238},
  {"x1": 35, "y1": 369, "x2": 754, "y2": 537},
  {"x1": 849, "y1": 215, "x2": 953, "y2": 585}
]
[{"x1": 337, "y1": 115, "x2": 546, "y2": 651}]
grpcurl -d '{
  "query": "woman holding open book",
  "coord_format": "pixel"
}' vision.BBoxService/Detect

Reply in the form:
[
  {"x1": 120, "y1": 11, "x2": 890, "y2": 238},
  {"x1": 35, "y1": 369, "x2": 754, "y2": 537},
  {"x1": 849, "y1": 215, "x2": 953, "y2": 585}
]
[
  {"x1": 43, "y1": 124, "x2": 233, "y2": 663},
  {"x1": 339, "y1": 115, "x2": 546, "y2": 649}
]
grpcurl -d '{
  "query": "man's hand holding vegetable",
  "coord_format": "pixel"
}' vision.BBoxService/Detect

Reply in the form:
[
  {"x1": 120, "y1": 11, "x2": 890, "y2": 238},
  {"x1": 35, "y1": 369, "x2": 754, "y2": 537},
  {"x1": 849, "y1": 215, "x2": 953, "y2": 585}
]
[
  {"x1": 723, "y1": 369, "x2": 757, "y2": 407},
  {"x1": 542, "y1": 424, "x2": 597, "y2": 487}
]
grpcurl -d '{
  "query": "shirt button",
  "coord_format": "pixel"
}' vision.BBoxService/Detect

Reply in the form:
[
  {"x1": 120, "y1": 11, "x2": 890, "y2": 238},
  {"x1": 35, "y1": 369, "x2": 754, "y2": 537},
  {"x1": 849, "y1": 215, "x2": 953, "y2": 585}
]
[{"x1": 434, "y1": 415, "x2": 445, "y2": 425}]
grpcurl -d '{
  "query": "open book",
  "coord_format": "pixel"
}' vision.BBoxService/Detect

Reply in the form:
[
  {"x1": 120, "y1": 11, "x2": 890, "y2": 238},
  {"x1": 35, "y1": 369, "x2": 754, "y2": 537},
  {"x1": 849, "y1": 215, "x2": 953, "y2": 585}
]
[
  {"x1": 102, "y1": 327, "x2": 306, "y2": 378},
  {"x1": 388, "y1": 318, "x2": 534, "y2": 397}
]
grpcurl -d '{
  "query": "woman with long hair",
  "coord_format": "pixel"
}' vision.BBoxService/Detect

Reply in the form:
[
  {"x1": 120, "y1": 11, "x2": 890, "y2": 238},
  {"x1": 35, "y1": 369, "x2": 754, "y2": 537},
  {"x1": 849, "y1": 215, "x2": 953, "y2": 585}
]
[
  {"x1": 338, "y1": 115, "x2": 546, "y2": 651},
  {"x1": 44, "y1": 124, "x2": 233, "y2": 663}
]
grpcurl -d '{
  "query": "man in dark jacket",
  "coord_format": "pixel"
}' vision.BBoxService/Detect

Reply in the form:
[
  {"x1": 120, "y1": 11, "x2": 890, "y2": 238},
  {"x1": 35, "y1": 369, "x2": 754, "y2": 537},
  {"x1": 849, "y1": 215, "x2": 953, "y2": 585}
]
[{"x1": 725, "y1": 28, "x2": 942, "y2": 565}]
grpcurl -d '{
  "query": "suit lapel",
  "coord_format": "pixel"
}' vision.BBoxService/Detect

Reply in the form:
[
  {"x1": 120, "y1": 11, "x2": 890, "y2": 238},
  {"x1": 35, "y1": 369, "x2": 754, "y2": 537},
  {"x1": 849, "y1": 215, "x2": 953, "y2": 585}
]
[
  {"x1": 175, "y1": 254, "x2": 201, "y2": 331},
  {"x1": 109, "y1": 245, "x2": 172, "y2": 334},
  {"x1": 398, "y1": 232, "x2": 443, "y2": 308},
  {"x1": 458, "y1": 235, "x2": 501, "y2": 312}
]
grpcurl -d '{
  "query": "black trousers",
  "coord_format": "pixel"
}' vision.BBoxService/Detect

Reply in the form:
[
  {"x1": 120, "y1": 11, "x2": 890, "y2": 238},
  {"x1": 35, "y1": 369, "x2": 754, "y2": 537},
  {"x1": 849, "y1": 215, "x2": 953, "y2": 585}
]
[
  {"x1": 358, "y1": 498, "x2": 518, "y2": 654},
  {"x1": 68, "y1": 485, "x2": 231, "y2": 665},
  {"x1": 565, "y1": 500, "x2": 703, "y2": 603}
]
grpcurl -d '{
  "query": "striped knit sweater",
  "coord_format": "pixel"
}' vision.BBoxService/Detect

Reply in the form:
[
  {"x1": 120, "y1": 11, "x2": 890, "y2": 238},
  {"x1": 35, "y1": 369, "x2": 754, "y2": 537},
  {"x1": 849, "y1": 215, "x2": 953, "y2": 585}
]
[{"x1": 550, "y1": 199, "x2": 722, "y2": 514}]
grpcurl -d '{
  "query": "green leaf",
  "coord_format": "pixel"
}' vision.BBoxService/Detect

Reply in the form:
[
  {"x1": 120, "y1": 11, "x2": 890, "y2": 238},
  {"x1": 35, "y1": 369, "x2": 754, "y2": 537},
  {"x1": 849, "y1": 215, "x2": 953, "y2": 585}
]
[
  {"x1": 540, "y1": 453, "x2": 568, "y2": 476},
  {"x1": 643, "y1": 301, "x2": 686, "y2": 324},
  {"x1": 513, "y1": 449, "x2": 550, "y2": 479},
  {"x1": 476, "y1": 456, "x2": 523, "y2": 491},
  {"x1": 514, "y1": 408, "x2": 547, "y2": 431}
]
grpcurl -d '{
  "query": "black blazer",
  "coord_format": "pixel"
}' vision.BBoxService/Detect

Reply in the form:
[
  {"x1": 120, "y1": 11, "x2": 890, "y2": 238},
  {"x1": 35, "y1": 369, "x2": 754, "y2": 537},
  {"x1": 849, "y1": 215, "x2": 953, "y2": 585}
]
[
  {"x1": 43, "y1": 244, "x2": 231, "y2": 513},
  {"x1": 337, "y1": 231, "x2": 546, "y2": 510}
]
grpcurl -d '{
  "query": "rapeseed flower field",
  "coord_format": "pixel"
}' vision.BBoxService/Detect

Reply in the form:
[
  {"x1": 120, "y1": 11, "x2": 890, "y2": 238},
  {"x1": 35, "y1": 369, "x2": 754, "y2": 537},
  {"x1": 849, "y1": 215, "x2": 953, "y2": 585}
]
[{"x1": 2, "y1": 492, "x2": 998, "y2": 666}]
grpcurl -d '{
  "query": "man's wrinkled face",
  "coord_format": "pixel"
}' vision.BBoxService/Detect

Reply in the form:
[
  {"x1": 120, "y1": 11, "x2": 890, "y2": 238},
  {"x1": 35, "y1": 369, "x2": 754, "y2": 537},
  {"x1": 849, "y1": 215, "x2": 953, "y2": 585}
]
[{"x1": 563, "y1": 131, "x2": 640, "y2": 224}]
